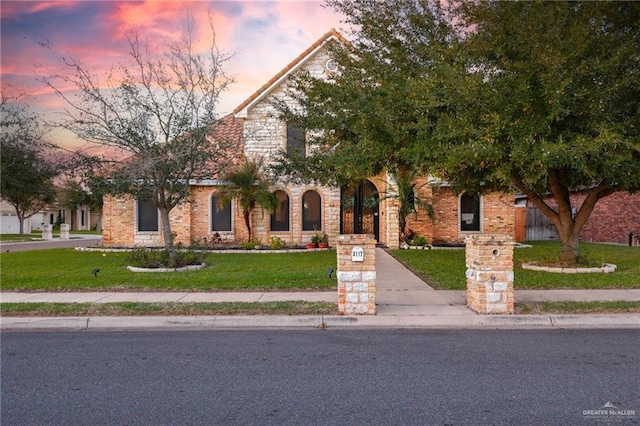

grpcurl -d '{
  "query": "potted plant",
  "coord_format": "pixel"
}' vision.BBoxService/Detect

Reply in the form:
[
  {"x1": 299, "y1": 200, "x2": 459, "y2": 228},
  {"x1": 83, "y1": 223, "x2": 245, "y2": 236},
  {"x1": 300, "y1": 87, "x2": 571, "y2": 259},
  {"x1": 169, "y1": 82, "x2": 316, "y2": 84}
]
[
  {"x1": 308, "y1": 233, "x2": 320, "y2": 249},
  {"x1": 317, "y1": 232, "x2": 329, "y2": 249}
]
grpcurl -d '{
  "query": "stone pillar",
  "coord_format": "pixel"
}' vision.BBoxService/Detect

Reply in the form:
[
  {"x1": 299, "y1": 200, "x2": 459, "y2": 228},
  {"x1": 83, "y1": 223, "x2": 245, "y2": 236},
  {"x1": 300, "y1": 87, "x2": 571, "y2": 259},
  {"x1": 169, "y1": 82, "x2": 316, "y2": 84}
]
[
  {"x1": 465, "y1": 234, "x2": 515, "y2": 314},
  {"x1": 43, "y1": 224, "x2": 54, "y2": 240},
  {"x1": 337, "y1": 234, "x2": 376, "y2": 315},
  {"x1": 60, "y1": 223, "x2": 70, "y2": 240}
]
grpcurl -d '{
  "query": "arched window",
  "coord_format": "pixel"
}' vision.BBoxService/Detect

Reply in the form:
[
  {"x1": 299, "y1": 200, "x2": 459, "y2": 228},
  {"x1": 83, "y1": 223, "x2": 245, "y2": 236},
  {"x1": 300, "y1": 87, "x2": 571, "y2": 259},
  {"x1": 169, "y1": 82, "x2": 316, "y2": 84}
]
[
  {"x1": 270, "y1": 190, "x2": 290, "y2": 232},
  {"x1": 302, "y1": 190, "x2": 322, "y2": 231},
  {"x1": 460, "y1": 193, "x2": 481, "y2": 232},
  {"x1": 137, "y1": 198, "x2": 158, "y2": 232},
  {"x1": 211, "y1": 195, "x2": 232, "y2": 232}
]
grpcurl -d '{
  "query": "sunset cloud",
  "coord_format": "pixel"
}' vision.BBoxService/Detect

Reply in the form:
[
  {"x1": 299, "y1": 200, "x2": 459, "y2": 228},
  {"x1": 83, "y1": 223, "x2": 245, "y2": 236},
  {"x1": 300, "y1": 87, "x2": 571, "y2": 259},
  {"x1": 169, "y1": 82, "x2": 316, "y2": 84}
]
[{"x1": 1, "y1": 1, "x2": 345, "y2": 148}]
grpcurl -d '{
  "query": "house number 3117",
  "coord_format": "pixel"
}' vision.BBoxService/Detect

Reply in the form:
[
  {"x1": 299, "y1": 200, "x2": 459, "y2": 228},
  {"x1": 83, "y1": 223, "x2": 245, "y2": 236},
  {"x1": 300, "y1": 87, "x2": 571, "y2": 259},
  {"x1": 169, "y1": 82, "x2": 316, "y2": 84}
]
[{"x1": 351, "y1": 246, "x2": 364, "y2": 262}]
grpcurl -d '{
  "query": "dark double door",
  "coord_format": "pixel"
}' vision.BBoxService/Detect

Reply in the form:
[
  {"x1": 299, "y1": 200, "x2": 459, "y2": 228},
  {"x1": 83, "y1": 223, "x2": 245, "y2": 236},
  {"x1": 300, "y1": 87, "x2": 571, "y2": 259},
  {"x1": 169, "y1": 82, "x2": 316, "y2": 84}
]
[{"x1": 340, "y1": 180, "x2": 380, "y2": 241}]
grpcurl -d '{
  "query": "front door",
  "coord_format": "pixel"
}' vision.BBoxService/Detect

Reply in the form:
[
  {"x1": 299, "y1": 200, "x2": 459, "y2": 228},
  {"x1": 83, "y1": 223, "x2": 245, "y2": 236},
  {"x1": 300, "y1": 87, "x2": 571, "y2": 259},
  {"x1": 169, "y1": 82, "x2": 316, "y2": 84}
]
[{"x1": 340, "y1": 180, "x2": 380, "y2": 241}]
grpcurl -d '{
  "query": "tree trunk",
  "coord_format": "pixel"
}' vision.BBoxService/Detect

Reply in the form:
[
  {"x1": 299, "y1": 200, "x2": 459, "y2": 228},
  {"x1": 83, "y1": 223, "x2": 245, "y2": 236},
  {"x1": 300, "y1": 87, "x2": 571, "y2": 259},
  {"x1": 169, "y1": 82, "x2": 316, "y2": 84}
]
[
  {"x1": 244, "y1": 210, "x2": 252, "y2": 241},
  {"x1": 17, "y1": 212, "x2": 26, "y2": 235},
  {"x1": 511, "y1": 176, "x2": 612, "y2": 266},
  {"x1": 557, "y1": 221, "x2": 580, "y2": 264},
  {"x1": 158, "y1": 206, "x2": 176, "y2": 265},
  {"x1": 399, "y1": 216, "x2": 407, "y2": 241}
]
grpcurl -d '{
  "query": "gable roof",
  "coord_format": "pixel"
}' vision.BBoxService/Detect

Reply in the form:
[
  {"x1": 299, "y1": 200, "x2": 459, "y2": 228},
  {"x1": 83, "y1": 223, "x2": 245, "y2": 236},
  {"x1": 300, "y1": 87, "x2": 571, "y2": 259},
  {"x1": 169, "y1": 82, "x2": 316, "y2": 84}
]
[{"x1": 233, "y1": 28, "x2": 348, "y2": 118}]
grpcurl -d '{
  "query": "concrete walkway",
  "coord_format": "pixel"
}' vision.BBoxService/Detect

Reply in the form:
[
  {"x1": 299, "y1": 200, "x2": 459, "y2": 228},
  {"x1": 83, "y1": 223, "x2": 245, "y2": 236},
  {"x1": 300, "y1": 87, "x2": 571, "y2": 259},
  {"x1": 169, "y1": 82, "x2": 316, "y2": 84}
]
[{"x1": 2, "y1": 247, "x2": 639, "y2": 330}]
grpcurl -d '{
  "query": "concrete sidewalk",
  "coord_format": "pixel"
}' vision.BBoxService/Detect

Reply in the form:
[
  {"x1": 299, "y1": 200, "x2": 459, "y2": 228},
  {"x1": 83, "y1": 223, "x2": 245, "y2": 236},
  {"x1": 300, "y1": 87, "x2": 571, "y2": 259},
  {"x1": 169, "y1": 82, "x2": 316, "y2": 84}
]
[{"x1": 2, "y1": 248, "x2": 639, "y2": 330}]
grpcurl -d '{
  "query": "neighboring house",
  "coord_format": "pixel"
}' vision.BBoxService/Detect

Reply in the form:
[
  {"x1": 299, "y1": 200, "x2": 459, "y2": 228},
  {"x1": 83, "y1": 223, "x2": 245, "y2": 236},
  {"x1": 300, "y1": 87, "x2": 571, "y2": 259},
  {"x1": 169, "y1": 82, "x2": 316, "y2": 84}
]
[
  {"x1": 525, "y1": 191, "x2": 640, "y2": 245},
  {"x1": 0, "y1": 191, "x2": 101, "y2": 234},
  {"x1": 102, "y1": 29, "x2": 516, "y2": 249}
]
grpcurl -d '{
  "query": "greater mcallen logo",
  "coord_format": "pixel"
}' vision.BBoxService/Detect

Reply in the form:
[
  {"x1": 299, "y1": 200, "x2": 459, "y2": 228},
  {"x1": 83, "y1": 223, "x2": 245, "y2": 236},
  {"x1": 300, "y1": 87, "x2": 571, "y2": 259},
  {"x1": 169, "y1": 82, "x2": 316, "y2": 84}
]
[{"x1": 583, "y1": 402, "x2": 636, "y2": 422}]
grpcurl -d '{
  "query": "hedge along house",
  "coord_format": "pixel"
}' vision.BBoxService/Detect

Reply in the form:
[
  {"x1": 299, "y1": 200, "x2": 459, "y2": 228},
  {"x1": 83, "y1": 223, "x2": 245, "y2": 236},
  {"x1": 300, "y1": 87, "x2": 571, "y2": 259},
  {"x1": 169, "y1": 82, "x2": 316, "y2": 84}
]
[{"x1": 102, "y1": 29, "x2": 516, "y2": 249}]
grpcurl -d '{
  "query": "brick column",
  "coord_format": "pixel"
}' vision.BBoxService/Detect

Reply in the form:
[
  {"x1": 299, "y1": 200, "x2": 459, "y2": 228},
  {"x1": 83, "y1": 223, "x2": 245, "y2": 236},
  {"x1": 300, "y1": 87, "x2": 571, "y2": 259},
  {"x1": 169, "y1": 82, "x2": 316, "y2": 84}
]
[
  {"x1": 43, "y1": 224, "x2": 54, "y2": 240},
  {"x1": 60, "y1": 223, "x2": 70, "y2": 240},
  {"x1": 337, "y1": 234, "x2": 376, "y2": 315},
  {"x1": 465, "y1": 234, "x2": 515, "y2": 314}
]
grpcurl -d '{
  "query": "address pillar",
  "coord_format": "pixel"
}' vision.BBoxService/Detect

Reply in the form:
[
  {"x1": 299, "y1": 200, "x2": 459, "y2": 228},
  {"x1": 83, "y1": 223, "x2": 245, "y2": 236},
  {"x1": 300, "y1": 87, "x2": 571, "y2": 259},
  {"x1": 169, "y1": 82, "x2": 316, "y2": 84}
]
[
  {"x1": 465, "y1": 234, "x2": 515, "y2": 314},
  {"x1": 336, "y1": 234, "x2": 376, "y2": 315}
]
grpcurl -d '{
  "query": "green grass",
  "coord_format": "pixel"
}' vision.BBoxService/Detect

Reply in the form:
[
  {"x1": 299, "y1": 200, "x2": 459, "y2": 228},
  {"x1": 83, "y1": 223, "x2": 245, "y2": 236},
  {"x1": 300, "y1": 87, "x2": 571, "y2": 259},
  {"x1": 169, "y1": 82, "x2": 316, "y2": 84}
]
[
  {"x1": 390, "y1": 242, "x2": 640, "y2": 290},
  {"x1": 0, "y1": 249, "x2": 337, "y2": 291},
  {"x1": 0, "y1": 233, "x2": 45, "y2": 242},
  {"x1": 516, "y1": 301, "x2": 640, "y2": 314},
  {"x1": 0, "y1": 301, "x2": 338, "y2": 316}
]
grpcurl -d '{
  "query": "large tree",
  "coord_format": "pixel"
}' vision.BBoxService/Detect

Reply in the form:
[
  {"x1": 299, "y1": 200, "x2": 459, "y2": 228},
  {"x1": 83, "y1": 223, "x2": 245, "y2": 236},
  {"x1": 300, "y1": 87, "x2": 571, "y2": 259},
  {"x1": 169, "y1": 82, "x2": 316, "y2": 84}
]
[
  {"x1": 275, "y1": 0, "x2": 640, "y2": 264},
  {"x1": 0, "y1": 98, "x2": 58, "y2": 234},
  {"x1": 271, "y1": 0, "x2": 453, "y2": 246},
  {"x1": 40, "y1": 17, "x2": 235, "y2": 262},
  {"x1": 441, "y1": 1, "x2": 640, "y2": 263},
  {"x1": 271, "y1": 0, "x2": 454, "y2": 185}
]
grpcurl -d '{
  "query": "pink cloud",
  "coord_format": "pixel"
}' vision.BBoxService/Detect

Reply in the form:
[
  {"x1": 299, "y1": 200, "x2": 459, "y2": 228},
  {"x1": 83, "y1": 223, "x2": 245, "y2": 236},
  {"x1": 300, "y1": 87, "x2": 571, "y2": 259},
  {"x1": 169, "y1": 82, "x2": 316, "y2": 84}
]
[{"x1": 1, "y1": 1, "x2": 347, "y2": 147}]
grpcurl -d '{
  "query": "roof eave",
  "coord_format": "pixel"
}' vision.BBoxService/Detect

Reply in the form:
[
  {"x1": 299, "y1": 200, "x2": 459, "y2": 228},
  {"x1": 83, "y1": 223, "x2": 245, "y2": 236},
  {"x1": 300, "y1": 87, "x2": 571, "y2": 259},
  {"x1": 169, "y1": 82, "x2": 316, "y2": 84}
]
[{"x1": 234, "y1": 29, "x2": 346, "y2": 119}]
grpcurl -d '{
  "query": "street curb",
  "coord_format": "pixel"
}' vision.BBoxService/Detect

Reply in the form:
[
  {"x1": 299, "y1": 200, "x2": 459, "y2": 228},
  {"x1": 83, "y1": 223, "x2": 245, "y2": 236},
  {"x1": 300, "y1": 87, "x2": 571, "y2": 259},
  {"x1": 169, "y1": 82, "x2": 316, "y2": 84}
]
[{"x1": 2, "y1": 314, "x2": 639, "y2": 331}]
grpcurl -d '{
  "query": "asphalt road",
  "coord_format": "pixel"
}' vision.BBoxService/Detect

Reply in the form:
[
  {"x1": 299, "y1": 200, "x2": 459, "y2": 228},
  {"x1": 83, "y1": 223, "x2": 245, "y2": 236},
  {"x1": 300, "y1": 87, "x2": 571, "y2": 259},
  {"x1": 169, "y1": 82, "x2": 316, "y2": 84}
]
[
  {"x1": 0, "y1": 236, "x2": 103, "y2": 252},
  {"x1": 2, "y1": 329, "x2": 639, "y2": 425}
]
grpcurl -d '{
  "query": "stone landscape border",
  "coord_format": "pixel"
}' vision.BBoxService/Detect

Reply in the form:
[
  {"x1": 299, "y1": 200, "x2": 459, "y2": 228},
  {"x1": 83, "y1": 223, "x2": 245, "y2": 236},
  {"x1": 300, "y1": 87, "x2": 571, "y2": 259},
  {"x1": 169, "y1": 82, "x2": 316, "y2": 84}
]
[
  {"x1": 521, "y1": 262, "x2": 617, "y2": 274},
  {"x1": 126, "y1": 263, "x2": 207, "y2": 273},
  {"x1": 76, "y1": 247, "x2": 331, "y2": 254}
]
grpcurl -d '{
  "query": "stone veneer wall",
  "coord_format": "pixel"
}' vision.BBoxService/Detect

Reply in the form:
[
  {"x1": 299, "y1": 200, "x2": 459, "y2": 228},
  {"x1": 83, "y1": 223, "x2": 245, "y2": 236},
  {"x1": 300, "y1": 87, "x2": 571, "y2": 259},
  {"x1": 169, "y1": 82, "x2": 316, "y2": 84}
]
[
  {"x1": 189, "y1": 186, "x2": 248, "y2": 243},
  {"x1": 337, "y1": 234, "x2": 377, "y2": 315},
  {"x1": 241, "y1": 48, "x2": 342, "y2": 247},
  {"x1": 102, "y1": 194, "x2": 192, "y2": 247},
  {"x1": 254, "y1": 185, "x2": 341, "y2": 247},
  {"x1": 102, "y1": 195, "x2": 135, "y2": 246},
  {"x1": 465, "y1": 234, "x2": 515, "y2": 314},
  {"x1": 410, "y1": 187, "x2": 515, "y2": 245}
]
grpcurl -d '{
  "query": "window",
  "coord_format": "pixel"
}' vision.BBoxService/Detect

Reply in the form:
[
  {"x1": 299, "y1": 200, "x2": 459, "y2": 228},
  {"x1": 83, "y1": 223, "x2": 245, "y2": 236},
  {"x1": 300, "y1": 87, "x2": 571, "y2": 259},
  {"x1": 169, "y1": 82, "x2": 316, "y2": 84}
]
[
  {"x1": 270, "y1": 190, "x2": 290, "y2": 232},
  {"x1": 302, "y1": 190, "x2": 321, "y2": 231},
  {"x1": 81, "y1": 210, "x2": 85, "y2": 227},
  {"x1": 460, "y1": 193, "x2": 481, "y2": 232},
  {"x1": 286, "y1": 123, "x2": 306, "y2": 157},
  {"x1": 211, "y1": 195, "x2": 232, "y2": 232},
  {"x1": 137, "y1": 198, "x2": 158, "y2": 232}
]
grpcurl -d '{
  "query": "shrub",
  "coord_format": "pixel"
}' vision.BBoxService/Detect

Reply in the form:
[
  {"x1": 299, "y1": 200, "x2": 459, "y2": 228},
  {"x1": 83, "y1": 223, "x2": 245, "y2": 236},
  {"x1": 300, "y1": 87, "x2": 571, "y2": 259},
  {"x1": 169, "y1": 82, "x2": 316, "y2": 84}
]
[
  {"x1": 410, "y1": 235, "x2": 429, "y2": 246},
  {"x1": 125, "y1": 247, "x2": 205, "y2": 268},
  {"x1": 241, "y1": 238, "x2": 261, "y2": 250},
  {"x1": 402, "y1": 228, "x2": 416, "y2": 244},
  {"x1": 269, "y1": 236, "x2": 286, "y2": 250}
]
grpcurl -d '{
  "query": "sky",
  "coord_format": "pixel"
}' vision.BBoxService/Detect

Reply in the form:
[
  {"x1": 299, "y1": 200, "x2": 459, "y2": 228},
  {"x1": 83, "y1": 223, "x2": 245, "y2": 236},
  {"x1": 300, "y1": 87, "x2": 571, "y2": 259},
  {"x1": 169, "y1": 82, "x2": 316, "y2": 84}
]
[{"x1": 1, "y1": 0, "x2": 347, "y2": 150}]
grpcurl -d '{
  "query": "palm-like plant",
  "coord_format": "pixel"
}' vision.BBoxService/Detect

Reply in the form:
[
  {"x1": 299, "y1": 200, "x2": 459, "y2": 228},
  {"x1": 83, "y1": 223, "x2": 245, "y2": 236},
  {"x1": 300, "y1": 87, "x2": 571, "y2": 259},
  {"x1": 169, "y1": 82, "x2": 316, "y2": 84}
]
[
  {"x1": 384, "y1": 166, "x2": 434, "y2": 243},
  {"x1": 217, "y1": 158, "x2": 277, "y2": 241}
]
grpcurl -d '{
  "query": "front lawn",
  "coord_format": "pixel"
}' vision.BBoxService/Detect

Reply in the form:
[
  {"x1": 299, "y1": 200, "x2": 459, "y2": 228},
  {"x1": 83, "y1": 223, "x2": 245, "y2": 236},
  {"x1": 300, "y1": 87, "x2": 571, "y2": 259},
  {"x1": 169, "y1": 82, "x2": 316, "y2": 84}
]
[
  {"x1": 0, "y1": 249, "x2": 337, "y2": 292},
  {"x1": 390, "y1": 242, "x2": 640, "y2": 290},
  {"x1": 0, "y1": 301, "x2": 338, "y2": 316},
  {"x1": 516, "y1": 301, "x2": 640, "y2": 314},
  {"x1": 0, "y1": 233, "x2": 45, "y2": 242}
]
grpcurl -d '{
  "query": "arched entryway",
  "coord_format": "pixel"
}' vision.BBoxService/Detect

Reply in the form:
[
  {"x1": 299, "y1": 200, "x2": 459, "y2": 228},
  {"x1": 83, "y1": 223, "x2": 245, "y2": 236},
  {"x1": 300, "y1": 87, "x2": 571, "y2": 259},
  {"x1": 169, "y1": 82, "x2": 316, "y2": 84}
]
[{"x1": 340, "y1": 180, "x2": 380, "y2": 241}]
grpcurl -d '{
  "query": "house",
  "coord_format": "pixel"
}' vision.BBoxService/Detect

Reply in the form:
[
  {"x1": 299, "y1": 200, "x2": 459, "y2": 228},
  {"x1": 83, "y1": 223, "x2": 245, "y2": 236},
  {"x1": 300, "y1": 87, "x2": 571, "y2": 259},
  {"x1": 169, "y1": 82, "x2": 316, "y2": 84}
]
[
  {"x1": 1, "y1": 189, "x2": 101, "y2": 234},
  {"x1": 102, "y1": 30, "x2": 516, "y2": 249}
]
